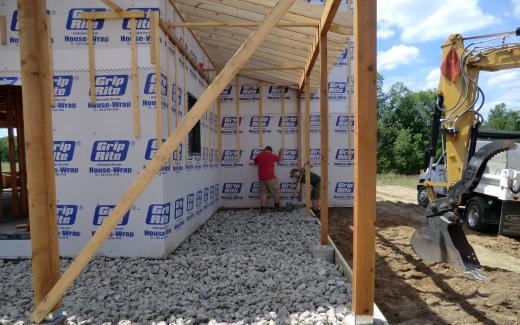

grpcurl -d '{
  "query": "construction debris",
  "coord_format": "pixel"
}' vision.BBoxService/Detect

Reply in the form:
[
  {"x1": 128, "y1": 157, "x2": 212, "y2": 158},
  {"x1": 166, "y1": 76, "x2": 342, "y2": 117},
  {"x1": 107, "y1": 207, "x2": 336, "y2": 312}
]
[{"x1": 0, "y1": 209, "x2": 352, "y2": 324}]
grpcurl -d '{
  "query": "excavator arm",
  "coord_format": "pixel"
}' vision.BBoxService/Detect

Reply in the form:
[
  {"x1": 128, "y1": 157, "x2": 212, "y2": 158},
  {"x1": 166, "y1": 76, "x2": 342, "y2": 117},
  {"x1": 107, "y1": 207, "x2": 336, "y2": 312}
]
[{"x1": 411, "y1": 30, "x2": 520, "y2": 277}]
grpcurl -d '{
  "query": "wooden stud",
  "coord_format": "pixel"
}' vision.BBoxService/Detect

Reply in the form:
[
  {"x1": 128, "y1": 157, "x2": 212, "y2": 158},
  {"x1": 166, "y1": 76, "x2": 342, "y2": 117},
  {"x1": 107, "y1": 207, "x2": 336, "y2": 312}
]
[
  {"x1": 258, "y1": 82, "x2": 263, "y2": 147},
  {"x1": 80, "y1": 11, "x2": 144, "y2": 20},
  {"x1": 281, "y1": 86, "x2": 285, "y2": 150},
  {"x1": 182, "y1": 53, "x2": 187, "y2": 164},
  {"x1": 0, "y1": 15, "x2": 6, "y2": 45},
  {"x1": 7, "y1": 94, "x2": 20, "y2": 218},
  {"x1": 18, "y1": 0, "x2": 61, "y2": 311},
  {"x1": 174, "y1": 45, "x2": 180, "y2": 163},
  {"x1": 296, "y1": 89, "x2": 302, "y2": 169},
  {"x1": 205, "y1": 66, "x2": 304, "y2": 72},
  {"x1": 168, "y1": 21, "x2": 319, "y2": 28},
  {"x1": 99, "y1": 0, "x2": 124, "y2": 12},
  {"x1": 31, "y1": 0, "x2": 296, "y2": 319},
  {"x1": 150, "y1": 11, "x2": 157, "y2": 64},
  {"x1": 47, "y1": 16, "x2": 54, "y2": 107},
  {"x1": 87, "y1": 19, "x2": 96, "y2": 103},
  {"x1": 352, "y1": 0, "x2": 377, "y2": 318},
  {"x1": 298, "y1": 0, "x2": 342, "y2": 90},
  {"x1": 165, "y1": 41, "x2": 171, "y2": 137},
  {"x1": 319, "y1": 31, "x2": 329, "y2": 246},
  {"x1": 304, "y1": 76, "x2": 311, "y2": 214},
  {"x1": 153, "y1": 11, "x2": 162, "y2": 149},
  {"x1": 235, "y1": 77, "x2": 240, "y2": 161},
  {"x1": 14, "y1": 87, "x2": 28, "y2": 219},
  {"x1": 130, "y1": 18, "x2": 140, "y2": 139},
  {"x1": 347, "y1": 39, "x2": 353, "y2": 161},
  {"x1": 217, "y1": 98, "x2": 222, "y2": 162}
]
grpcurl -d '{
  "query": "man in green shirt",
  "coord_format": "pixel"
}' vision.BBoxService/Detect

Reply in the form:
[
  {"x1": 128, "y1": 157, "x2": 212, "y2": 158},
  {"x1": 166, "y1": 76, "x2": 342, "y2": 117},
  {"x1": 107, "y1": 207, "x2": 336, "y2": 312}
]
[{"x1": 290, "y1": 167, "x2": 321, "y2": 212}]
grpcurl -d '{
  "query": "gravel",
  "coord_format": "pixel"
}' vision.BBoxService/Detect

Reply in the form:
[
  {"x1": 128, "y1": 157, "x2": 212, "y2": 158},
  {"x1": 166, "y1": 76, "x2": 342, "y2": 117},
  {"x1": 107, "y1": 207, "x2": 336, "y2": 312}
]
[{"x1": 0, "y1": 209, "x2": 352, "y2": 324}]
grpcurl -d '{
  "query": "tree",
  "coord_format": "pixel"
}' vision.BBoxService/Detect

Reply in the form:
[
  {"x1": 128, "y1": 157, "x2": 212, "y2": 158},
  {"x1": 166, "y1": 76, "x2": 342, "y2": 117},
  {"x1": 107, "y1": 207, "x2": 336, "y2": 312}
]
[{"x1": 483, "y1": 103, "x2": 520, "y2": 131}]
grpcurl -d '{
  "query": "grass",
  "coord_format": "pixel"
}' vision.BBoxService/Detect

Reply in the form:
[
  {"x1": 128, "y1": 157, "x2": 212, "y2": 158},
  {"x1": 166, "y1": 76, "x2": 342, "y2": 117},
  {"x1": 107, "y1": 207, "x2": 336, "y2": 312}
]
[
  {"x1": 377, "y1": 173, "x2": 418, "y2": 188},
  {"x1": 1, "y1": 162, "x2": 18, "y2": 172}
]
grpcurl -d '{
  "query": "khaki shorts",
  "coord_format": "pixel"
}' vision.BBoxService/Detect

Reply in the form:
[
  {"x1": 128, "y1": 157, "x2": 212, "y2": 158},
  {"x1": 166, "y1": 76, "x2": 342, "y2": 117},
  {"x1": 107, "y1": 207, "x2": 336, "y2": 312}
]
[{"x1": 260, "y1": 179, "x2": 280, "y2": 197}]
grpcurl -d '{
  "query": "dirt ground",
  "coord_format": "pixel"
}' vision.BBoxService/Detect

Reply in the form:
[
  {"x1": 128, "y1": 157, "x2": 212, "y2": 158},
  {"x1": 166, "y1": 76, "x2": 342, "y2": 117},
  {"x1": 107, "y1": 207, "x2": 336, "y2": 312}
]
[{"x1": 328, "y1": 185, "x2": 520, "y2": 325}]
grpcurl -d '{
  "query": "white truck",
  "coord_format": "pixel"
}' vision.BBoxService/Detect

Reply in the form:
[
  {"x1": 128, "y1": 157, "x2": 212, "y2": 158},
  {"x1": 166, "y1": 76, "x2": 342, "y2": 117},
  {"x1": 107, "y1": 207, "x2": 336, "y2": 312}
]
[{"x1": 418, "y1": 140, "x2": 520, "y2": 236}]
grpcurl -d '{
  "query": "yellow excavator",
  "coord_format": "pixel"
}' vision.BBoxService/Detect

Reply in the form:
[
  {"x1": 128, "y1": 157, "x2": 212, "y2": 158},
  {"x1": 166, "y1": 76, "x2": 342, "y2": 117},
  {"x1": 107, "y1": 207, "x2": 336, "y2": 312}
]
[{"x1": 411, "y1": 29, "x2": 520, "y2": 278}]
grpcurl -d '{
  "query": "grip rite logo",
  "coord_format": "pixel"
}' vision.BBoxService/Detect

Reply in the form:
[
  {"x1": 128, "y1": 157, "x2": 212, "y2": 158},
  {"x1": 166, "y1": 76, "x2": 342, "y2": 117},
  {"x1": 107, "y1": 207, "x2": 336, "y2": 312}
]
[
  {"x1": 335, "y1": 115, "x2": 354, "y2": 133},
  {"x1": 335, "y1": 182, "x2": 354, "y2": 194},
  {"x1": 10, "y1": 10, "x2": 19, "y2": 31},
  {"x1": 144, "y1": 73, "x2": 168, "y2": 95},
  {"x1": 174, "y1": 198, "x2": 184, "y2": 219},
  {"x1": 53, "y1": 141, "x2": 75, "y2": 162},
  {"x1": 91, "y1": 140, "x2": 129, "y2": 162},
  {"x1": 249, "y1": 116, "x2": 271, "y2": 128},
  {"x1": 53, "y1": 76, "x2": 74, "y2": 97},
  {"x1": 0, "y1": 77, "x2": 18, "y2": 85},
  {"x1": 94, "y1": 75, "x2": 128, "y2": 97},
  {"x1": 187, "y1": 193, "x2": 195, "y2": 212},
  {"x1": 221, "y1": 86, "x2": 232, "y2": 96},
  {"x1": 93, "y1": 205, "x2": 129, "y2": 226},
  {"x1": 221, "y1": 117, "x2": 241, "y2": 129},
  {"x1": 222, "y1": 183, "x2": 242, "y2": 194},
  {"x1": 250, "y1": 148, "x2": 263, "y2": 160},
  {"x1": 336, "y1": 149, "x2": 354, "y2": 161},
  {"x1": 122, "y1": 8, "x2": 159, "y2": 30},
  {"x1": 66, "y1": 8, "x2": 106, "y2": 30},
  {"x1": 56, "y1": 205, "x2": 78, "y2": 225},
  {"x1": 281, "y1": 149, "x2": 298, "y2": 161},
  {"x1": 328, "y1": 82, "x2": 347, "y2": 94},
  {"x1": 268, "y1": 86, "x2": 288, "y2": 95},
  {"x1": 204, "y1": 187, "x2": 209, "y2": 203},
  {"x1": 250, "y1": 182, "x2": 260, "y2": 194},
  {"x1": 240, "y1": 85, "x2": 259, "y2": 95},
  {"x1": 146, "y1": 203, "x2": 170, "y2": 225},
  {"x1": 196, "y1": 191, "x2": 203, "y2": 207},
  {"x1": 280, "y1": 182, "x2": 297, "y2": 194},
  {"x1": 222, "y1": 150, "x2": 242, "y2": 162},
  {"x1": 278, "y1": 116, "x2": 298, "y2": 128}
]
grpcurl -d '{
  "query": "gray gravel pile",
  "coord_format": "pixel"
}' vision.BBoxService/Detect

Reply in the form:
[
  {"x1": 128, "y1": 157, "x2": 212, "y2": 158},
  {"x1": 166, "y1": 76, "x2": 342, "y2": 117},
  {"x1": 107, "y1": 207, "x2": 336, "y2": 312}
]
[{"x1": 0, "y1": 209, "x2": 352, "y2": 325}]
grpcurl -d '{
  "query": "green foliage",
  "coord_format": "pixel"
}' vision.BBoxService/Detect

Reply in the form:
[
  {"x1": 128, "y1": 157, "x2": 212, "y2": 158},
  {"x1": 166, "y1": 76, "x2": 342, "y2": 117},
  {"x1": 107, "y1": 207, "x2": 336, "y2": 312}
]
[
  {"x1": 376, "y1": 74, "x2": 437, "y2": 175},
  {"x1": 0, "y1": 136, "x2": 18, "y2": 164},
  {"x1": 483, "y1": 103, "x2": 520, "y2": 131}
]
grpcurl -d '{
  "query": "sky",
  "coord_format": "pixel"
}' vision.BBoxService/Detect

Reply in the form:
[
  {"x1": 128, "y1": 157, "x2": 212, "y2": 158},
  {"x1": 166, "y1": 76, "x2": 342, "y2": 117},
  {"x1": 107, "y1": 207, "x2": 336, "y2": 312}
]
[{"x1": 377, "y1": 0, "x2": 520, "y2": 118}]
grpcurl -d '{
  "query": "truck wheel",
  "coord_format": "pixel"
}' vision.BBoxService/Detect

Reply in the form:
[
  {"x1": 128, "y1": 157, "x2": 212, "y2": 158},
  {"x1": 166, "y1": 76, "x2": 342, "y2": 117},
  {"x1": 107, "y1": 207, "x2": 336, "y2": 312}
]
[
  {"x1": 465, "y1": 197, "x2": 490, "y2": 232},
  {"x1": 417, "y1": 186, "x2": 430, "y2": 207}
]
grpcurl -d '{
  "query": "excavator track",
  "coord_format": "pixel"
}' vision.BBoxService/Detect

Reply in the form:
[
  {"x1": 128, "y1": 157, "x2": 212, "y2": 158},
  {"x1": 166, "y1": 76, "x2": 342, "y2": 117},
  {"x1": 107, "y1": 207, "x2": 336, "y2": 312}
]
[{"x1": 411, "y1": 140, "x2": 517, "y2": 277}]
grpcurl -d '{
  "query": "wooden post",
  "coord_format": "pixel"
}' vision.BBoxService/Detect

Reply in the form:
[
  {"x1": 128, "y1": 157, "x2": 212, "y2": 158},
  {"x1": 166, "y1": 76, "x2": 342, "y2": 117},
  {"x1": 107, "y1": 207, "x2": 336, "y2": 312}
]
[
  {"x1": 281, "y1": 86, "x2": 285, "y2": 150},
  {"x1": 7, "y1": 96, "x2": 20, "y2": 217},
  {"x1": 217, "y1": 98, "x2": 222, "y2": 162},
  {"x1": 150, "y1": 10, "x2": 157, "y2": 65},
  {"x1": 259, "y1": 82, "x2": 263, "y2": 147},
  {"x1": 235, "y1": 77, "x2": 240, "y2": 161},
  {"x1": 174, "y1": 46, "x2": 180, "y2": 163},
  {"x1": 18, "y1": 0, "x2": 61, "y2": 310},
  {"x1": 153, "y1": 12, "x2": 162, "y2": 148},
  {"x1": 347, "y1": 39, "x2": 353, "y2": 159},
  {"x1": 165, "y1": 41, "x2": 171, "y2": 137},
  {"x1": 352, "y1": 0, "x2": 377, "y2": 320},
  {"x1": 32, "y1": 0, "x2": 296, "y2": 319},
  {"x1": 182, "y1": 53, "x2": 187, "y2": 164},
  {"x1": 130, "y1": 17, "x2": 140, "y2": 139},
  {"x1": 296, "y1": 89, "x2": 302, "y2": 169},
  {"x1": 47, "y1": 16, "x2": 54, "y2": 107},
  {"x1": 319, "y1": 31, "x2": 329, "y2": 246},
  {"x1": 0, "y1": 15, "x2": 6, "y2": 45},
  {"x1": 87, "y1": 19, "x2": 96, "y2": 103},
  {"x1": 304, "y1": 76, "x2": 311, "y2": 214}
]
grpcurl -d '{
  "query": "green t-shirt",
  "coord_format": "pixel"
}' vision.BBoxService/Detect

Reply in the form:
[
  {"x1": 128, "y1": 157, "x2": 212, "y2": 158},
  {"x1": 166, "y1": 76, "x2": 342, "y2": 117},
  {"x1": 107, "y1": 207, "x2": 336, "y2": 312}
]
[{"x1": 299, "y1": 168, "x2": 321, "y2": 186}]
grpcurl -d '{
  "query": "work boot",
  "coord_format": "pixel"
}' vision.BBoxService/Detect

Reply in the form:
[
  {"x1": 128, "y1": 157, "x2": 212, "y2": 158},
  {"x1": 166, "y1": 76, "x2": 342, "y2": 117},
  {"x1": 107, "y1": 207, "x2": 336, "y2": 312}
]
[
  {"x1": 273, "y1": 203, "x2": 283, "y2": 213},
  {"x1": 260, "y1": 206, "x2": 268, "y2": 214}
]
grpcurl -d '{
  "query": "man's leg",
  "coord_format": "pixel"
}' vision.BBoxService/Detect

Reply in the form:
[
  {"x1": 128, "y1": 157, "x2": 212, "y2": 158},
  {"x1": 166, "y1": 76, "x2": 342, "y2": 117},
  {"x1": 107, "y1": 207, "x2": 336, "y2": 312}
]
[
  {"x1": 312, "y1": 183, "x2": 321, "y2": 214},
  {"x1": 259, "y1": 181, "x2": 269, "y2": 213},
  {"x1": 266, "y1": 179, "x2": 281, "y2": 209}
]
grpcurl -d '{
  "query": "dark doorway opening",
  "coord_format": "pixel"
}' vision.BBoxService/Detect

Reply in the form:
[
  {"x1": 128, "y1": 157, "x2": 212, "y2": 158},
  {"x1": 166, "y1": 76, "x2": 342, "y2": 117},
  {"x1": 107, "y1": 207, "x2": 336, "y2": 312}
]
[
  {"x1": 0, "y1": 85, "x2": 29, "y2": 236},
  {"x1": 187, "y1": 93, "x2": 201, "y2": 156}
]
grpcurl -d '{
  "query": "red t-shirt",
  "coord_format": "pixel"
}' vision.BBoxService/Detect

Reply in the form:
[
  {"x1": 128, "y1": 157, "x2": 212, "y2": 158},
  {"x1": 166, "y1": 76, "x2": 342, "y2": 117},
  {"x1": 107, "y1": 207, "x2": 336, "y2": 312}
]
[{"x1": 254, "y1": 151, "x2": 281, "y2": 181}]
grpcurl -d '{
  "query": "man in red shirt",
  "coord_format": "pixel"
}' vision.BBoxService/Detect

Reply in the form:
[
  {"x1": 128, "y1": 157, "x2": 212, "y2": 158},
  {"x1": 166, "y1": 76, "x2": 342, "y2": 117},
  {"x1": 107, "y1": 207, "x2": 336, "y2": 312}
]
[{"x1": 253, "y1": 146, "x2": 282, "y2": 213}]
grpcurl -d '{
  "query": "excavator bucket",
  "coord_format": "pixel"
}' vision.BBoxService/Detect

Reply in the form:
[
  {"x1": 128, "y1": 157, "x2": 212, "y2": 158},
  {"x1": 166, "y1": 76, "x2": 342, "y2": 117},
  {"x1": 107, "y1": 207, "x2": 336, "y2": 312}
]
[{"x1": 411, "y1": 216, "x2": 482, "y2": 275}]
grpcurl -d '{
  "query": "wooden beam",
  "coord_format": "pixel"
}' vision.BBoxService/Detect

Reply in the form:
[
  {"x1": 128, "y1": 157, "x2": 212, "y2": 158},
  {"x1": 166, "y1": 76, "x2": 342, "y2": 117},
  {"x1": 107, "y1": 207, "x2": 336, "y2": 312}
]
[
  {"x1": 0, "y1": 15, "x2": 6, "y2": 45},
  {"x1": 18, "y1": 0, "x2": 61, "y2": 310},
  {"x1": 87, "y1": 19, "x2": 95, "y2": 103},
  {"x1": 352, "y1": 0, "x2": 377, "y2": 319},
  {"x1": 182, "y1": 53, "x2": 188, "y2": 164},
  {"x1": 347, "y1": 39, "x2": 353, "y2": 161},
  {"x1": 32, "y1": 2, "x2": 297, "y2": 319},
  {"x1": 296, "y1": 89, "x2": 302, "y2": 169},
  {"x1": 174, "y1": 45, "x2": 180, "y2": 163},
  {"x1": 319, "y1": 31, "x2": 329, "y2": 246},
  {"x1": 130, "y1": 18, "x2": 140, "y2": 138},
  {"x1": 298, "y1": 0, "x2": 342, "y2": 91},
  {"x1": 165, "y1": 42, "x2": 171, "y2": 138},
  {"x1": 217, "y1": 98, "x2": 222, "y2": 162},
  {"x1": 80, "y1": 11, "x2": 144, "y2": 20},
  {"x1": 150, "y1": 11, "x2": 157, "y2": 65},
  {"x1": 204, "y1": 66, "x2": 304, "y2": 72},
  {"x1": 235, "y1": 77, "x2": 240, "y2": 161},
  {"x1": 153, "y1": 11, "x2": 162, "y2": 149},
  {"x1": 304, "y1": 75, "x2": 311, "y2": 214},
  {"x1": 168, "y1": 21, "x2": 319, "y2": 28},
  {"x1": 99, "y1": 0, "x2": 123, "y2": 12},
  {"x1": 281, "y1": 86, "x2": 286, "y2": 150},
  {"x1": 160, "y1": 19, "x2": 212, "y2": 84},
  {"x1": 259, "y1": 82, "x2": 263, "y2": 147},
  {"x1": 47, "y1": 16, "x2": 54, "y2": 107}
]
